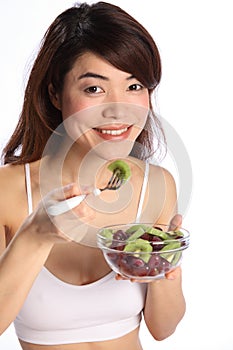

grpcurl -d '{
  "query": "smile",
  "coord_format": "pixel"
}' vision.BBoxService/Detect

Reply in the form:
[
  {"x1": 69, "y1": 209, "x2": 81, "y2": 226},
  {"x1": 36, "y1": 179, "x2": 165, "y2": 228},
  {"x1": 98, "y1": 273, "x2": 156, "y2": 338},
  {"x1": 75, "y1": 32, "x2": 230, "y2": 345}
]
[
  {"x1": 93, "y1": 125, "x2": 132, "y2": 141},
  {"x1": 95, "y1": 127, "x2": 128, "y2": 135}
]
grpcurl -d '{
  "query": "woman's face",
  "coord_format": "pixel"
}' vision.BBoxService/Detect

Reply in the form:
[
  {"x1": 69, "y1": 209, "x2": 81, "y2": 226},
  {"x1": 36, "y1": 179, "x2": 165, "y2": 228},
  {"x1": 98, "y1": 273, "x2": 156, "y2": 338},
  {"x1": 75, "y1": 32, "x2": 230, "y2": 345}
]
[{"x1": 51, "y1": 51, "x2": 150, "y2": 159}]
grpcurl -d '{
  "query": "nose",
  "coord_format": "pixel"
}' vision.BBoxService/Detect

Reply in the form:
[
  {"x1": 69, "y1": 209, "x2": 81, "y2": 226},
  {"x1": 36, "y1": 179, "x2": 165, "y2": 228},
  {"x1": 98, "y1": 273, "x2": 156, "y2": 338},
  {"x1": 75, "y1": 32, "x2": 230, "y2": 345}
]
[
  {"x1": 102, "y1": 102, "x2": 129, "y2": 120},
  {"x1": 101, "y1": 86, "x2": 130, "y2": 119}
]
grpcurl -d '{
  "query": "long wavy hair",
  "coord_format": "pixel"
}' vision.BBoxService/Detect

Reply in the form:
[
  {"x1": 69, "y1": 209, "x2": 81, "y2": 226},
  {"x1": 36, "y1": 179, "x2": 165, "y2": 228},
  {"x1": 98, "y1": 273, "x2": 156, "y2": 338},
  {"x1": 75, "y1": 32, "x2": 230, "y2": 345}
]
[{"x1": 2, "y1": 1, "x2": 166, "y2": 165}]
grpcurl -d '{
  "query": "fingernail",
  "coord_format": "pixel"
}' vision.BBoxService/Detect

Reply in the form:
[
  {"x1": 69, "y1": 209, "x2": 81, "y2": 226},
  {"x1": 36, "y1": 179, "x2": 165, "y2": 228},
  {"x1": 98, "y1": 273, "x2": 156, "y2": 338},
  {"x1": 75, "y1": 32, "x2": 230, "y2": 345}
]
[{"x1": 167, "y1": 275, "x2": 175, "y2": 280}]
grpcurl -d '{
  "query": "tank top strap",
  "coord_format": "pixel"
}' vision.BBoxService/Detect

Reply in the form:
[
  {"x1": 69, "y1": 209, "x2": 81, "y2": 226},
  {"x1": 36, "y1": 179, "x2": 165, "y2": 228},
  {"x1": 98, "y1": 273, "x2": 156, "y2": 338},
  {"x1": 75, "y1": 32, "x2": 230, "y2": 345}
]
[
  {"x1": 24, "y1": 163, "x2": 33, "y2": 215},
  {"x1": 135, "y1": 161, "x2": 149, "y2": 223}
]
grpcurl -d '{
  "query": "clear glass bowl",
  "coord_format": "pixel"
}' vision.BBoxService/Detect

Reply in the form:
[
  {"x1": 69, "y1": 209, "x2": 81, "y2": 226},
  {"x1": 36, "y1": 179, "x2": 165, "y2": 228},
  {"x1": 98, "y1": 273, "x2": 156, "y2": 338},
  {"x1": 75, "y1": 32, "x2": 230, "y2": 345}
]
[{"x1": 97, "y1": 223, "x2": 190, "y2": 280}]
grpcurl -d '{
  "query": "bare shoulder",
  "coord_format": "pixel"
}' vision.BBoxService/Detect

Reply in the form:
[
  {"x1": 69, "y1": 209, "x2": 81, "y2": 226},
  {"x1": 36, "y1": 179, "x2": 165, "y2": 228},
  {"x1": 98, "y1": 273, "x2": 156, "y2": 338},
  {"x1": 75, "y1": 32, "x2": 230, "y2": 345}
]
[
  {"x1": 149, "y1": 163, "x2": 177, "y2": 193},
  {"x1": 127, "y1": 156, "x2": 176, "y2": 193},
  {"x1": 0, "y1": 163, "x2": 25, "y2": 192},
  {"x1": 0, "y1": 163, "x2": 26, "y2": 226},
  {"x1": 147, "y1": 163, "x2": 178, "y2": 223}
]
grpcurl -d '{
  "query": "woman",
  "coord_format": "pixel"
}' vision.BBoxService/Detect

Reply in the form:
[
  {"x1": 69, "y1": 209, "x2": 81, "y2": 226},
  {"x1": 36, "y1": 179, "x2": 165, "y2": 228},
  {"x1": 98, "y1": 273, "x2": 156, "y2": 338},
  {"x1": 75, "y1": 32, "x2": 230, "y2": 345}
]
[{"x1": 0, "y1": 2, "x2": 186, "y2": 349}]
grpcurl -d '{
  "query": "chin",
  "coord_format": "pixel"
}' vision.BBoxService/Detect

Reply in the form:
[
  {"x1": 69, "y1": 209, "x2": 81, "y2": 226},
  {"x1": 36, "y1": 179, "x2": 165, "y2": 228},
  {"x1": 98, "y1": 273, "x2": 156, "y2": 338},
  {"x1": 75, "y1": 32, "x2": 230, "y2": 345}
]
[{"x1": 93, "y1": 141, "x2": 134, "y2": 160}]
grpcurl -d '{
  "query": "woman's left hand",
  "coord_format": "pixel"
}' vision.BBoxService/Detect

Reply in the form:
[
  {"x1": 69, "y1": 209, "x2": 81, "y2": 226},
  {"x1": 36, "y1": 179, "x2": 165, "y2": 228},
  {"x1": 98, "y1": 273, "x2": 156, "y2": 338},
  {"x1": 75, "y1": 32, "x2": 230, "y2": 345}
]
[
  {"x1": 164, "y1": 213, "x2": 182, "y2": 280},
  {"x1": 115, "y1": 214, "x2": 183, "y2": 283}
]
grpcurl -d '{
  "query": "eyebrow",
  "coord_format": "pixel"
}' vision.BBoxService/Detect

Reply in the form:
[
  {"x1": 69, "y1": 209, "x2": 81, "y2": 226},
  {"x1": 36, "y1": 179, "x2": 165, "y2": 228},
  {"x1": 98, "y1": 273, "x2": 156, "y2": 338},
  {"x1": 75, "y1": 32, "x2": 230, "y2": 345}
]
[{"x1": 77, "y1": 72, "x2": 135, "y2": 81}]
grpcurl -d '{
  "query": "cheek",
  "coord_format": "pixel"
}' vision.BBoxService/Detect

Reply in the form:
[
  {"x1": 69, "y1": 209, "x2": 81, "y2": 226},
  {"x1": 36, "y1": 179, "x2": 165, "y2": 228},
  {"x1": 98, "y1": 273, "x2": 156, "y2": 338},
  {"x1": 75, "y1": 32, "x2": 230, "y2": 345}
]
[
  {"x1": 133, "y1": 89, "x2": 149, "y2": 106},
  {"x1": 142, "y1": 93, "x2": 150, "y2": 109},
  {"x1": 61, "y1": 106, "x2": 102, "y2": 143},
  {"x1": 61, "y1": 93, "x2": 92, "y2": 119},
  {"x1": 61, "y1": 102, "x2": 85, "y2": 120}
]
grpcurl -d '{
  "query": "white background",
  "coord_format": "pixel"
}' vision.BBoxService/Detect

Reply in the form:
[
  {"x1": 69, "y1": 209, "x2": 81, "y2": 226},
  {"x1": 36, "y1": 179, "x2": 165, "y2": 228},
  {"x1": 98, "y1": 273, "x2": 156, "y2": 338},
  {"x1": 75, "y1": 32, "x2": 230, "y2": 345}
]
[{"x1": 0, "y1": 0, "x2": 232, "y2": 349}]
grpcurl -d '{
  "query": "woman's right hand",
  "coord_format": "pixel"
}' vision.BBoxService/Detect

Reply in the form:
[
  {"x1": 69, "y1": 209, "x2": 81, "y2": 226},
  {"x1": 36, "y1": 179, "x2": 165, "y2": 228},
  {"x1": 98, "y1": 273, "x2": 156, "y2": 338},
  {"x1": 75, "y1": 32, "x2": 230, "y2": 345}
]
[
  {"x1": 18, "y1": 183, "x2": 95, "y2": 245},
  {"x1": 0, "y1": 184, "x2": 95, "y2": 333}
]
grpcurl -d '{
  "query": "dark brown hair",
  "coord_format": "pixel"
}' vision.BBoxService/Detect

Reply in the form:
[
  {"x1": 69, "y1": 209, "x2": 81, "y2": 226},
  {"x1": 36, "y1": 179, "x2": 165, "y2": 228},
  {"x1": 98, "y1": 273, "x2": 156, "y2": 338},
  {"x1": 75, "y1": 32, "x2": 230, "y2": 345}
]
[{"x1": 2, "y1": 1, "x2": 166, "y2": 164}]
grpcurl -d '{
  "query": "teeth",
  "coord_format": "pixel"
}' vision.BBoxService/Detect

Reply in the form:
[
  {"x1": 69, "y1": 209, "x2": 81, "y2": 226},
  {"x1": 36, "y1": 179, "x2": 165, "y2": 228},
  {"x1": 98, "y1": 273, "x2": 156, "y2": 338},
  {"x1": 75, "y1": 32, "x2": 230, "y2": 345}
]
[{"x1": 97, "y1": 127, "x2": 128, "y2": 135}]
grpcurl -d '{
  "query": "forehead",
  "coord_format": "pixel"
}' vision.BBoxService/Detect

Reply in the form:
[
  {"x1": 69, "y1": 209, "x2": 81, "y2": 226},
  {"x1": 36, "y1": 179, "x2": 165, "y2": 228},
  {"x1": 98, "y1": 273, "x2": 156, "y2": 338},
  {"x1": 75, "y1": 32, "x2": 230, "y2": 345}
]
[{"x1": 70, "y1": 51, "x2": 131, "y2": 78}]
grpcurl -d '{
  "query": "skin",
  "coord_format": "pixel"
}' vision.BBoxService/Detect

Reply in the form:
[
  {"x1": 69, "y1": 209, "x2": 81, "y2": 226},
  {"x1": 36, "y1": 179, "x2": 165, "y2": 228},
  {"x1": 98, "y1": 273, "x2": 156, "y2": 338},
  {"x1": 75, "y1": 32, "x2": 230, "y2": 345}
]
[{"x1": 0, "y1": 52, "x2": 186, "y2": 350}]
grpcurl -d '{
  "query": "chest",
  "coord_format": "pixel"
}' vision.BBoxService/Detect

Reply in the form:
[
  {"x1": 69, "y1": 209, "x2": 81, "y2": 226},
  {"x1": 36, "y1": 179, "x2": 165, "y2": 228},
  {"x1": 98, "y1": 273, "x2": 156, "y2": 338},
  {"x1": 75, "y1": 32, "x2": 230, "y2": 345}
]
[{"x1": 15, "y1": 268, "x2": 147, "y2": 332}]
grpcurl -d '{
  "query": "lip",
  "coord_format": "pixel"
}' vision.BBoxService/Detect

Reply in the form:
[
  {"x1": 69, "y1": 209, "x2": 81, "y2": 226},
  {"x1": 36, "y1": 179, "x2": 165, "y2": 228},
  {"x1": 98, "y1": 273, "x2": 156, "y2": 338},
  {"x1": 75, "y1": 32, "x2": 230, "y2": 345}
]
[{"x1": 93, "y1": 125, "x2": 132, "y2": 141}]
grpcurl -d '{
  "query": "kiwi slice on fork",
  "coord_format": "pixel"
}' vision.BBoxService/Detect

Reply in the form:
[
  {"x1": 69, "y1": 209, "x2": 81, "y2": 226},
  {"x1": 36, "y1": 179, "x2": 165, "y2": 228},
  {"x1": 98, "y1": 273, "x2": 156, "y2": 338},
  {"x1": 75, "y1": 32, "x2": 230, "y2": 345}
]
[{"x1": 107, "y1": 160, "x2": 131, "y2": 183}]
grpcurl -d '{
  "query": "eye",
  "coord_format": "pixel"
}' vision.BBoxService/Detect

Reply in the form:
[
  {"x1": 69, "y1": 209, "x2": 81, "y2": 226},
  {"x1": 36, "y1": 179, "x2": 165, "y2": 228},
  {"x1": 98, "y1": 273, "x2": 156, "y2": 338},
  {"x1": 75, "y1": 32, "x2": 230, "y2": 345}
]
[
  {"x1": 128, "y1": 83, "x2": 144, "y2": 91},
  {"x1": 84, "y1": 86, "x2": 104, "y2": 94}
]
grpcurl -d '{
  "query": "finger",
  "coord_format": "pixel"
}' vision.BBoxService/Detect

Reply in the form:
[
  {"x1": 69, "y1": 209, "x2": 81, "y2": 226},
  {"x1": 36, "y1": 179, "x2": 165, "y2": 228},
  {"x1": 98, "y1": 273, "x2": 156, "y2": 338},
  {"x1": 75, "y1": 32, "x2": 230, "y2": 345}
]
[
  {"x1": 69, "y1": 203, "x2": 96, "y2": 222},
  {"x1": 165, "y1": 271, "x2": 176, "y2": 280},
  {"x1": 130, "y1": 278, "x2": 155, "y2": 283},
  {"x1": 115, "y1": 274, "x2": 154, "y2": 283},
  {"x1": 43, "y1": 183, "x2": 77, "y2": 203},
  {"x1": 115, "y1": 274, "x2": 128, "y2": 280},
  {"x1": 53, "y1": 183, "x2": 81, "y2": 200},
  {"x1": 168, "y1": 213, "x2": 182, "y2": 231},
  {"x1": 165, "y1": 266, "x2": 181, "y2": 280},
  {"x1": 45, "y1": 183, "x2": 93, "y2": 212}
]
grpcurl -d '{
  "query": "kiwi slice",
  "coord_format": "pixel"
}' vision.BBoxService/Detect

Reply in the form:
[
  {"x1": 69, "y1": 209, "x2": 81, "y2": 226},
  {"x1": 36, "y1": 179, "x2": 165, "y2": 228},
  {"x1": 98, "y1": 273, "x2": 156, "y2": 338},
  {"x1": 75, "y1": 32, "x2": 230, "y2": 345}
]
[
  {"x1": 127, "y1": 227, "x2": 145, "y2": 241},
  {"x1": 146, "y1": 227, "x2": 170, "y2": 240},
  {"x1": 99, "y1": 228, "x2": 114, "y2": 247},
  {"x1": 171, "y1": 251, "x2": 182, "y2": 265},
  {"x1": 107, "y1": 160, "x2": 131, "y2": 182},
  {"x1": 160, "y1": 241, "x2": 182, "y2": 262},
  {"x1": 126, "y1": 224, "x2": 148, "y2": 234},
  {"x1": 167, "y1": 229, "x2": 184, "y2": 239},
  {"x1": 101, "y1": 228, "x2": 113, "y2": 239},
  {"x1": 160, "y1": 241, "x2": 181, "y2": 251},
  {"x1": 123, "y1": 238, "x2": 152, "y2": 263}
]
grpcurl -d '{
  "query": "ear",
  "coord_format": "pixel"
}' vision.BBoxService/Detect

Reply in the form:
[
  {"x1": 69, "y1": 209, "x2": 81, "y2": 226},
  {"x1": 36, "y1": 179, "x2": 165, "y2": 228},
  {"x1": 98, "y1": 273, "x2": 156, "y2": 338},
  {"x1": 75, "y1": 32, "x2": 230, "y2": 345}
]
[{"x1": 48, "y1": 83, "x2": 61, "y2": 110}]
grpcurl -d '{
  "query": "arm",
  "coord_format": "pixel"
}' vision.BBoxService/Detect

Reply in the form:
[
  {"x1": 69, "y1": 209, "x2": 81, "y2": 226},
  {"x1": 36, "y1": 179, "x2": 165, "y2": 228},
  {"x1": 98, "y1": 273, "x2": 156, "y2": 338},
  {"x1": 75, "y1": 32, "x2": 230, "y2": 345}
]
[
  {"x1": 143, "y1": 266, "x2": 185, "y2": 340},
  {"x1": 0, "y1": 224, "x2": 54, "y2": 334},
  {"x1": 143, "y1": 169, "x2": 186, "y2": 341},
  {"x1": 0, "y1": 182, "x2": 92, "y2": 334}
]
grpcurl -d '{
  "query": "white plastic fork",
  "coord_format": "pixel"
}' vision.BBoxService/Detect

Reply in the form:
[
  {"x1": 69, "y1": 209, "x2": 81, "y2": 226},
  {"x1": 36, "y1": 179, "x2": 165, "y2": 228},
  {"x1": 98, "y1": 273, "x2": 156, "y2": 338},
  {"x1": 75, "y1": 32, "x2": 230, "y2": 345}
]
[{"x1": 47, "y1": 169, "x2": 124, "y2": 216}]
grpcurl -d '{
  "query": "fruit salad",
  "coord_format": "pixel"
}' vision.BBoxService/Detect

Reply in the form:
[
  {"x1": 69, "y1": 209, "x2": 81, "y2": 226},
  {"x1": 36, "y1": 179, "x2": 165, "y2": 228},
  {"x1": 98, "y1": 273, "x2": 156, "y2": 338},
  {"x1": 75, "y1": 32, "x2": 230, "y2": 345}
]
[{"x1": 98, "y1": 224, "x2": 189, "y2": 279}]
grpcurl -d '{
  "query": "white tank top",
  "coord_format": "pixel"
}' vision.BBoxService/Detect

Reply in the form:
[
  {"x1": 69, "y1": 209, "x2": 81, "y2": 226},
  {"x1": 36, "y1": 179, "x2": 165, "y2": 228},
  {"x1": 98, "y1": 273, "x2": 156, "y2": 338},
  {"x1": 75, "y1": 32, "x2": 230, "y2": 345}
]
[{"x1": 14, "y1": 162, "x2": 149, "y2": 345}]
